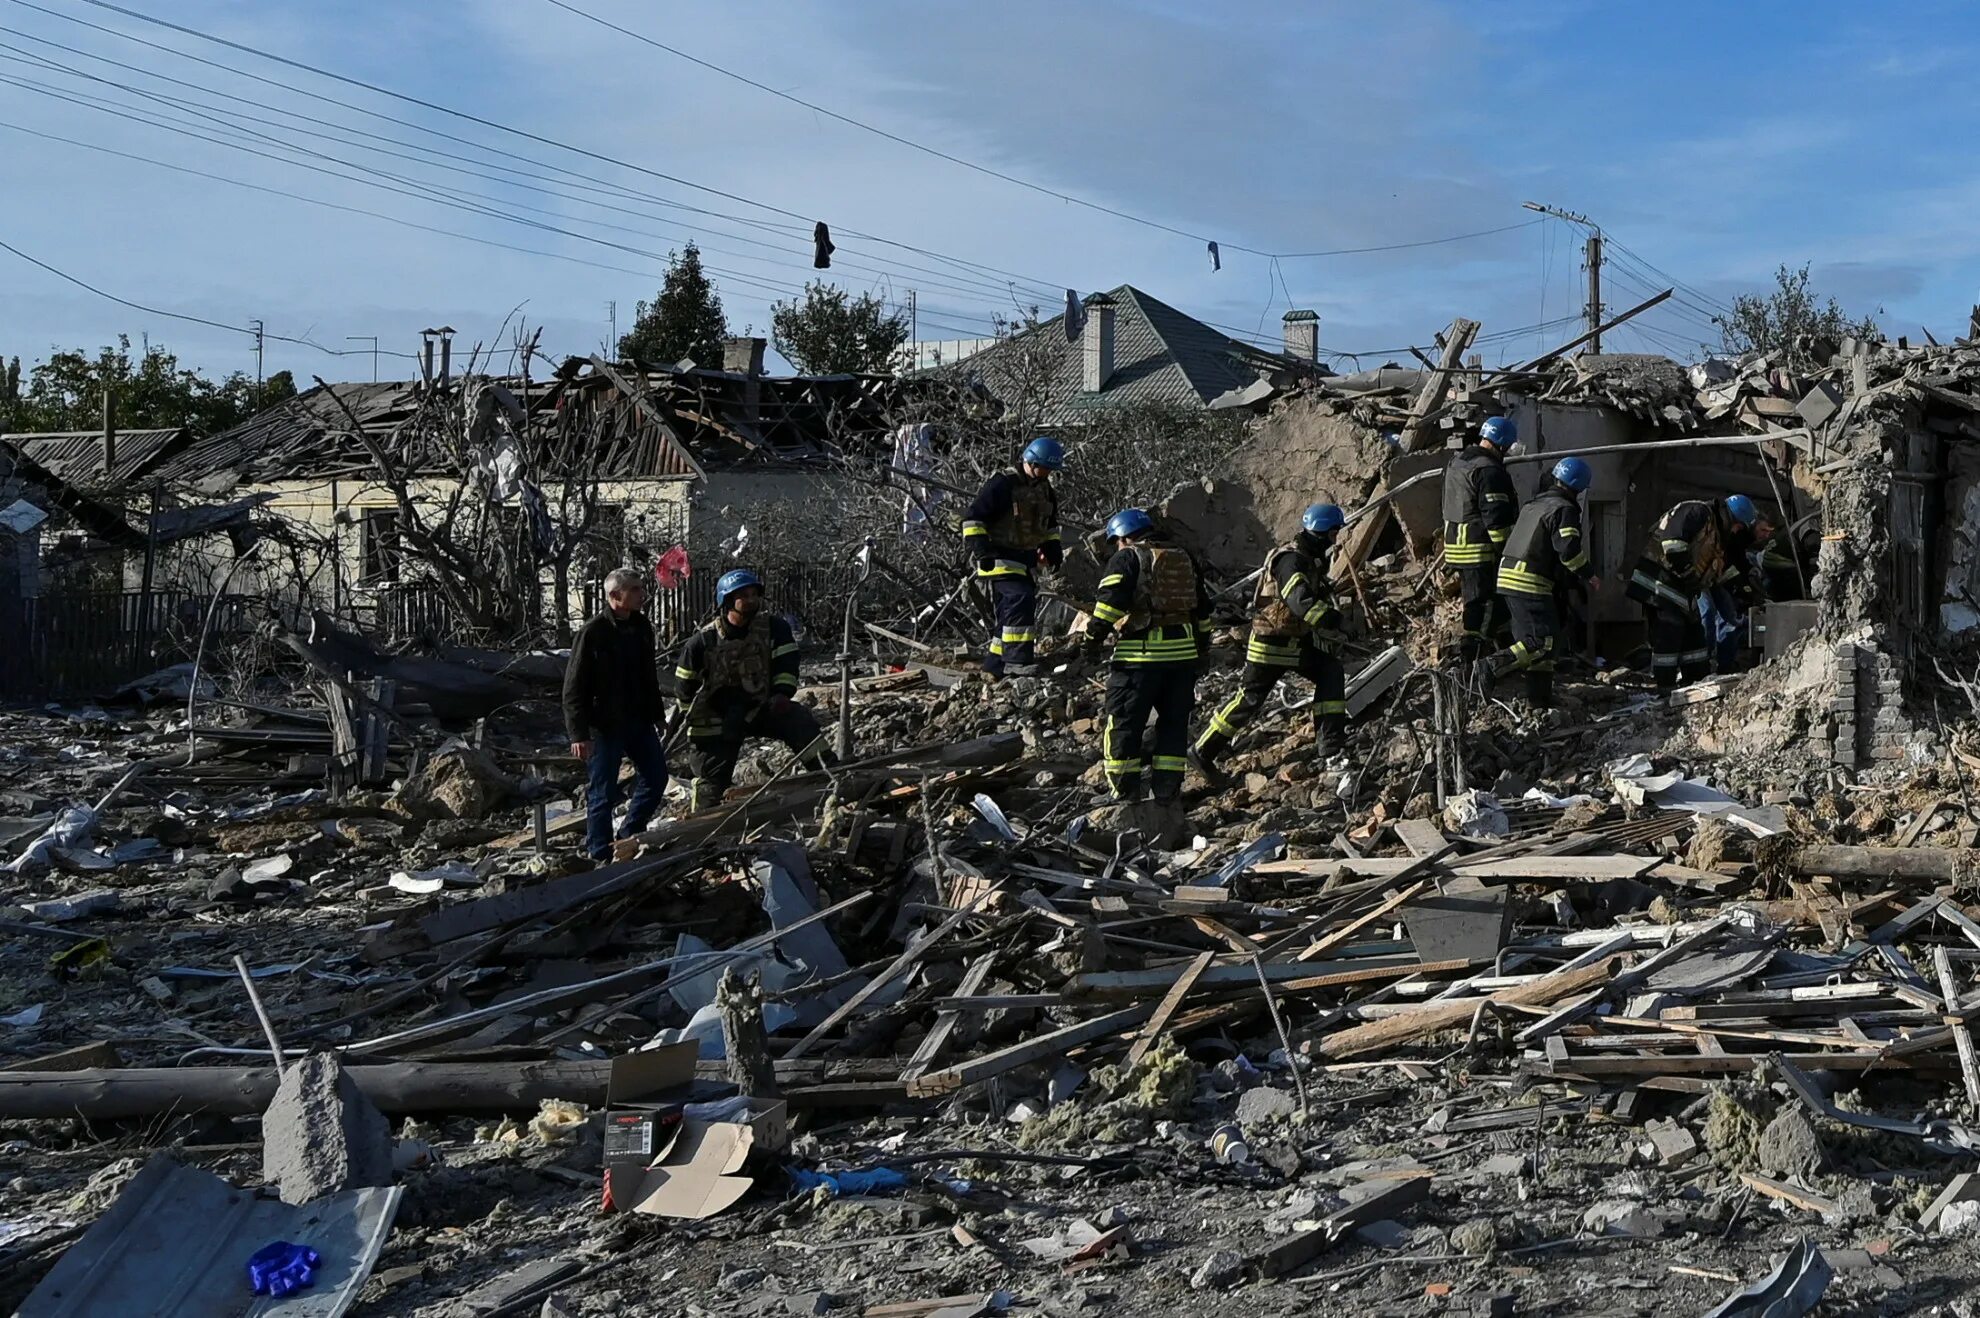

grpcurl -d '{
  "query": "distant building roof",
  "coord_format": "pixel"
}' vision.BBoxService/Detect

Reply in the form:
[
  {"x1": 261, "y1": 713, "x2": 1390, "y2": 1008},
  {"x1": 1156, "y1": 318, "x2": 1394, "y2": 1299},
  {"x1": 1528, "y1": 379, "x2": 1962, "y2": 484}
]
[
  {"x1": 952, "y1": 285, "x2": 1288, "y2": 423},
  {"x1": 0, "y1": 427, "x2": 188, "y2": 486}
]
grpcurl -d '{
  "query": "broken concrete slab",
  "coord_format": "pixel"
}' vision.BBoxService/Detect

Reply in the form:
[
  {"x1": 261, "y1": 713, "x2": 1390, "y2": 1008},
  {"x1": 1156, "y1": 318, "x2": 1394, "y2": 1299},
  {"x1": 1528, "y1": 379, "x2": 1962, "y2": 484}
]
[{"x1": 262, "y1": 1053, "x2": 394, "y2": 1206}]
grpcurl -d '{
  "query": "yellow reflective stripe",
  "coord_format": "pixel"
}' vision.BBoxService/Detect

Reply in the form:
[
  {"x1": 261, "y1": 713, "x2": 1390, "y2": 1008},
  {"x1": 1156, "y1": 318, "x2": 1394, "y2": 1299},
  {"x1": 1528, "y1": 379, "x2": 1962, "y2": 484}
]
[
  {"x1": 1246, "y1": 639, "x2": 1302, "y2": 666},
  {"x1": 1482, "y1": 493, "x2": 1511, "y2": 504},
  {"x1": 1302, "y1": 603, "x2": 1333, "y2": 626},
  {"x1": 1315, "y1": 700, "x2": 1348, "y2": 714},
  {"x1": 1497, "y1": 560, "x2": 1554, "y2": 596},
  {"x1": 674, "y1": 666, "x2": 698, "y2": 680},
  {"x1": 1488, "y1": 529, "x2": 1510, "y2": 543},
  {"x1": 1041, "y1": 531, "x2": 1062, "y2": 543},
  {"x1": 1450, "y1": 524, "x2": 1478, "y2": 544},
  {"x1": 962, "y1": 522, "x2": 987, "y2": 537},
  {"x1": 1098, "y1": 574, "x2": 1127, "y2": 588},
  {"x1": 1282, "y1": 571, "x2": 1309, "y2": 594},
  {"x1": 1092, "y1": 601, "x2": 1128, "y2": 623},
  {"x1": 1001, "y1": 629, "x2": 1034, "y2": 642},
  {"x1": 772, "y1": 643, "x2": 800, "y2": 657},
  {"x1": 1561, "y1": 547, "x2": 1590, "y2": 571},
  {"x1": 1204, "y1": 692, "x2": 1248, "y2": 740},
  {"x1": 1558, "y1": 526, "x2": 1581, "y2": 538},
  {"x1": 1446, "y1": 544, "x2": 1495, "y2": 564},
  {"x1": 977, "y1": 561, "x2": 1033, "y2": 578},
  {"x1": 1152, "y1": 756, "x2": 1188, "y2": 772},
  {"x1": 1661, "y1": 539, "x2": 1689, "y2": 552},
  {"x1": 772, "y1": 674, "x2": 799, "y2": 689}
]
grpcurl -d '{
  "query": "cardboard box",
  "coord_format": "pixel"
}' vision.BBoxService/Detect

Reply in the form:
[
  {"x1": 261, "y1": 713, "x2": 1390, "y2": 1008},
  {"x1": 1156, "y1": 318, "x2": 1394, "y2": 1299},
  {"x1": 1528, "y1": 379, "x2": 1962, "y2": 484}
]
[{"x1": 599, "y1": 1043, "x2": 788, "y2": 1220}]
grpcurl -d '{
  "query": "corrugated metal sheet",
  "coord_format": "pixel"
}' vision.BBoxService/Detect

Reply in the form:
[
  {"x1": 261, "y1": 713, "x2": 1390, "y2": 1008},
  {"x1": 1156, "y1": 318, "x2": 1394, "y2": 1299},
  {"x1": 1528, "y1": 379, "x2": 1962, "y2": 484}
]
[
  {"x1": 18, "y1": 1153, "x2": 400, "y2": 1318},
  {"x1": 4, "y1": 428, "x2": 187, "y2": 484}
]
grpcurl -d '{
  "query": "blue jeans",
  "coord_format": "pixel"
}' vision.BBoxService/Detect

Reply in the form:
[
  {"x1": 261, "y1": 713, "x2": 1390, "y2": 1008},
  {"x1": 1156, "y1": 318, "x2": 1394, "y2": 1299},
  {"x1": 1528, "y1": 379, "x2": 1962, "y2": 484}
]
[{"x1": 585, "y1": 722, "x2": 670, "y2": 860}]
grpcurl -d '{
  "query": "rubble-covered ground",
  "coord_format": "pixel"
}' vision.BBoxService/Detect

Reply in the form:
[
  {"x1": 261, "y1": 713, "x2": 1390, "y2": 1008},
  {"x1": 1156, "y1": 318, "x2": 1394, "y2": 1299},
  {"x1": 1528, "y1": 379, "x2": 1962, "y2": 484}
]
[{"x1": 7, "y1": 591, "x2": 1980, "y2": 1318}]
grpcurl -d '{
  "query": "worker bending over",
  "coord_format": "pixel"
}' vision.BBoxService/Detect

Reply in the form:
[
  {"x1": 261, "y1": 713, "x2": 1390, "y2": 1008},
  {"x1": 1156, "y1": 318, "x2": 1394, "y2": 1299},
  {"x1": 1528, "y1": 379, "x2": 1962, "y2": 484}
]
[
  {"x1": 962, "y1": 437, "x2": 1064, "y2": 678},
  {"x1": 1082, "y1": 508, "x2": 1211, "y2": 803},
  {"x1": 1490, "y1": 458, "x2": 1599, "y2": 707},
  {"x1": 1625, "y1": 494, "x2": 1758, "y2": 691},
  {"x1": 1441, "y1": 416, "x2": 1520, "y2": 671},
  {"x1": 674, "y1": 569, "x2": 830, "y2": 811},
  {"x1": 1192, "y1": 503, "x2": 1349, "y2": 784}
]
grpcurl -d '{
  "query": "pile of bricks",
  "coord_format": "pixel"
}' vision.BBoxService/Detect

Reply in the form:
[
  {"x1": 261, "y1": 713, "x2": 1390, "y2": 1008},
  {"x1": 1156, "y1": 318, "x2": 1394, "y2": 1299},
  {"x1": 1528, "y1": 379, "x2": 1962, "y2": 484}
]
[{"x1": 1816, "y1": 635, "x2": 1913, "y2": 767}]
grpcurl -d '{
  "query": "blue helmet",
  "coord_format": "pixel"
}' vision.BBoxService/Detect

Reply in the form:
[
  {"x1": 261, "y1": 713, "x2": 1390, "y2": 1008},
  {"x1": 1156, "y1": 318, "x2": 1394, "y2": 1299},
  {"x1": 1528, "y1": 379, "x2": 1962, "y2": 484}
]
[
  {"x1": 1551, "y1": 457, "x2": 1593, "y2": 492},
  {"x1": 1106, "y1": 508, "x2": 1154, "y2": 540},
  {"x1": 1302, "y1": 503, "x2": 1345, "y2": 535},
  {"x1": 1480, "y1": 416, "x2": 1517, "y2": 448},
  {"x1": 715, "y1": 568, "x2": 763, "y2": 607},
  {"x1": 1725, "y1": 494, "x2": 1757, "y2": 527},
  {"x1": 1021, "y1": 436, "x2": 1065, "y2": 470}
]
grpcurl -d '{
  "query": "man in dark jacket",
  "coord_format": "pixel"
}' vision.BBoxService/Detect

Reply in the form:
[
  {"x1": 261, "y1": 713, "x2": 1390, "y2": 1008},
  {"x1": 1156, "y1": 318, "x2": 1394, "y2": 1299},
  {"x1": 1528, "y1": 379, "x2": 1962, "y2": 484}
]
[
  {"x1": 1081, "y1": 508, "x2": 1211, "y2": 803},
  {"x1": 962, "y1": 437, "x2": 1065, "y2": 678},
  {"x1": 1441, "y1": 416, "x2": 1520, "y2": 670},
  {"x1": 1625, "y1": 494, "x2": 1758, "y2": 690},
  {"x1": 673, "y1": 569, "x2": 831, "y2": 811},
  {"x1": 562, "y1": 566, "x2": 669, "y2": 862}
]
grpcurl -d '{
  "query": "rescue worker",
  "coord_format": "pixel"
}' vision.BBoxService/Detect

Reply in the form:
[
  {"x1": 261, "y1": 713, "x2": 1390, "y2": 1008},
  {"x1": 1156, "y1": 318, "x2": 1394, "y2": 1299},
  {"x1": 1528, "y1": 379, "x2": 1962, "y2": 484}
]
[
  {"x1": 673, "y1": 569, "x2": 831, "y2": 811},
  {"x1": 1625, "y1": 494, "x2": 1758, "y2": 691},
  {"x1": 1191, "y1": 503, "x2": 1349, "y2": 784},
  {"x1": 1081, "y1": 508, "x2": 1211, "y2": 802},
  {"x1": 1490, "y1": 457, "x2": 1599, "y2": 707},
  {"x1": 962, "y1": 437, "x2": 1064, "y2": 678},
  {"x1": 1441, "y1": 415, "x2": 1520, "y2": 670}
]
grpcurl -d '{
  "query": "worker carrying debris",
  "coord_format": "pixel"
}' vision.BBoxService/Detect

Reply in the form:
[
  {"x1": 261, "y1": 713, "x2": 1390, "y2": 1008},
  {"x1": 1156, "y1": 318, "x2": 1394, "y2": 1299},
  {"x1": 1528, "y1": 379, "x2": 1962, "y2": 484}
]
[
  {"x1": 1441, "y1": 415, "x2": 1520, "y2": 672},
  {"x1": 563, "y1": 566, "x2": 671, "y2": 862},
  {"x1": 1082, "y1": 508, "x2": 1211, "y2": 802},
  {"x1": 674, "y1": 569, "x2": 832, "y2": 811},
  {"x1": 1625, "y1": 493, "x2": 1759, "y2": 691},
  {"x1": 1489, "y1": 457, "x2": 1600, "y2": 708},
  {"x1": 962, "y1": 437, "x2": 1064, "y2": 679},
  {"x1": 1192, "y1": 503, "x2": 1349, "y2": 785}
]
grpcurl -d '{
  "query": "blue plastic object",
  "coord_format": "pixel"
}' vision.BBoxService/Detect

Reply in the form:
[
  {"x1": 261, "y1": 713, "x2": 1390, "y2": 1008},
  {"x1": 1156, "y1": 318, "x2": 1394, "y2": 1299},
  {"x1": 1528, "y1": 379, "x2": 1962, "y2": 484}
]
[
  {"x1": 1480, "y1": 415, "x2": 1517, "y2": 447},
  {"x1": 1021, "y1": 436, "x2": 1065, "y2": 469},
  {"x1": 1105, "y1": 508, "x2": 1154, "y2": 540},
  {"x1": 1725, "y1": 493, "x2": 1757, "y2": 526},
  {"x1": 715, "y1": 568, "x2": 763, "y2": 607},
  {"x1": 246, "y1": 1241, "x2": 321, "y2": 1297},
  {"x1": 788, "y1": 1166, "x2": 909, "y2": 1196},
  {"x1": 1551, "y1": 456, "x2": 1593, "y2": 492},
  {"x1": 1301, "y1": 503, "x2": 1345, "y2": 535}
]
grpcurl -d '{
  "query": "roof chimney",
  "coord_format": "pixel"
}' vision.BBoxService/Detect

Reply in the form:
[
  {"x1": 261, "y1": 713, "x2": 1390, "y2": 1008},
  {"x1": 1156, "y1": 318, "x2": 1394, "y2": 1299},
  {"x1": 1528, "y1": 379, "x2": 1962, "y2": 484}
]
[
  {"x1": 1282, "y1": 309, "x2": 1319, "y2": 363},
  {"x1": 722, "y1": 336, "x2": 766, "y2": 378},
  {"x1": 1082, "y1": 293, "x2": 1117, "y2": 393},
  {"x1": 102, "y1": 385, "x2": 117, "y2": 477}
]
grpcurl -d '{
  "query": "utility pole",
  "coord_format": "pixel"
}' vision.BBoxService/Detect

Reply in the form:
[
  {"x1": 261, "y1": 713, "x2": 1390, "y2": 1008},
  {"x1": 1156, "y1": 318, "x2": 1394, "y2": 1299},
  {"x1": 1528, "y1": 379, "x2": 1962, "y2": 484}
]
[
  {"x1": 1522, "y1": 201, "x2": 1604, "y2": 352},
  {"x1": 346, "y1": 336, "x2": 379, "y2": 383},
  {"x1": 606, "y1": 300, "x2": 617, "y2": 356},
  {"x1": 249, "y1": 318, "x2": 265, "y2": 400}
]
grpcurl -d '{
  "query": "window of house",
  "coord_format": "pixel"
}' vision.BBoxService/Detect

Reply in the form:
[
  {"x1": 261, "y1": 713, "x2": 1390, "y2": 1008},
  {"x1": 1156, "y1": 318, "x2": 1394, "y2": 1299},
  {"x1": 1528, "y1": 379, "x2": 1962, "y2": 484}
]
[{"x1": 359, "y1": 508, "x2": 400, "y2": 583}]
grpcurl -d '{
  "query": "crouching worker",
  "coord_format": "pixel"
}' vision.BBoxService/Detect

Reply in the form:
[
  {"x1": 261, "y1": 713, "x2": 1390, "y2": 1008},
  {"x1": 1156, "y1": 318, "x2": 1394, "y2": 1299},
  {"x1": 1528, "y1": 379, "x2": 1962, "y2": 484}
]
[
  {"x1": 1192, "y1": 503, "x2": 1349, "y2": 783},
  {"x1": 563, "y1": 566, "x2": 670, "y2": 862},
  {"x1": 674, "y1": 569, "x2": 832, "y2": 812},
  {"x1": 1082, "y1": 508, "x2": 1211, "y2": 803}
]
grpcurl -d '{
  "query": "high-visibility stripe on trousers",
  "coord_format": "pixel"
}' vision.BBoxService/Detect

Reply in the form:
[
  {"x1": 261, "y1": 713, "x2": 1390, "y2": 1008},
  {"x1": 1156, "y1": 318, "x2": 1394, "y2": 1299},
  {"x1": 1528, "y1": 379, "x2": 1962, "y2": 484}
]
[
  {"x1": 984, "y1": 574, "x2": 1036, "y2": 675},
  {"x1": 1101, "y1": 663, "x2": 1197, "y2": 800}
]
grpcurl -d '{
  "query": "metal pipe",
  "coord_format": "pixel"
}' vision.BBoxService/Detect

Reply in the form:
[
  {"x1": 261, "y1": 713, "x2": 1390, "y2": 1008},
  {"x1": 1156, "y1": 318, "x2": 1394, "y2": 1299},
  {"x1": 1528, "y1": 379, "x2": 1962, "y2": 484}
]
[
  {"x1": 838, "y1": 537, "x2": 876, "y2": 759},
  {"x1": 233, "y1": 953, "x2": 289, "y2": 1072}
]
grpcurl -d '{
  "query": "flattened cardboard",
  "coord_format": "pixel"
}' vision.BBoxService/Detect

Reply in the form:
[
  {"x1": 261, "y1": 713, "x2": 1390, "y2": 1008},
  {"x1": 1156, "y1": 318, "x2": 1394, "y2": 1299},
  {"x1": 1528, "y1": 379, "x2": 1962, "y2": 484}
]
[{"x1": 598, "y1": 1041, "x2": 787, "y2": 1220}]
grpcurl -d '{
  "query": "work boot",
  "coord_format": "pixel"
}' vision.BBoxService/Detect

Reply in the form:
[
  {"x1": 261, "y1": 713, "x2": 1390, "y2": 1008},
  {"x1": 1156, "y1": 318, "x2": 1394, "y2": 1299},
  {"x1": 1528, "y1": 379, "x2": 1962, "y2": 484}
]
[
  {"x1": 1188, "y1": 737, "x2": 1232, "y2": 788},
  {"x1": 1525, "y1": 671, "x2": 1554, "y2": 707},
  {"x1": 1315, "y1": 714, "x2": 1347, "y2": 760}
]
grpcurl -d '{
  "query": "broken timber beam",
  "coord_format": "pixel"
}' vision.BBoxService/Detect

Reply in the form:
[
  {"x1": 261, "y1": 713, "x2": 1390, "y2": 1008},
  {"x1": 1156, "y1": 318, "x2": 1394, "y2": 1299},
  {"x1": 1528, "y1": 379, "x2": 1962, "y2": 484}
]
[
  {"x1": 1399, "y1": 318, "x2": 1481, "y2": 452},
  {"x1": 1790, "y1": 846, "x2": 1977, "y2": 882}
]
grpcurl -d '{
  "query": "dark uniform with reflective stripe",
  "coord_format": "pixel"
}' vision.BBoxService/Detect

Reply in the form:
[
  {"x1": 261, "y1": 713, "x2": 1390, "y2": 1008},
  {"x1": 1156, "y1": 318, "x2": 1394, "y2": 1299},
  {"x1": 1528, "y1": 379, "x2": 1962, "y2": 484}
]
[
  {"x1": 1493, "y1": 485, "x2": 1595, "y2": 704},
  {"x1": 1194, "y1": 534, "x2": 1349, "y2": 767},
  {"x1": 1442, "y1": 444, "x2": 1518, "y2": 663},
  {"x1": 1625, "y1": 500, "x2": 1750, "y2": 690},
  {"x1": 673, "y1": 612, "x2": 824, "y2": 810},
  {"x1": 1087, "y1": 541, "x2": 1211, "y2": 801},
  {"x1": 963, "y1": 468, "x2": 1062, "y2": 676}
]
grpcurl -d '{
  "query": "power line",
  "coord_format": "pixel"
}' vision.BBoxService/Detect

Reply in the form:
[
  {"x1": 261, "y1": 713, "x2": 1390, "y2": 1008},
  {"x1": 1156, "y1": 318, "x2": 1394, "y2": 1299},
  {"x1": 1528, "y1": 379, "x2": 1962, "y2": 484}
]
[{"x1": 1273, "y1": 219, "x2": 1543, "y2": 260}]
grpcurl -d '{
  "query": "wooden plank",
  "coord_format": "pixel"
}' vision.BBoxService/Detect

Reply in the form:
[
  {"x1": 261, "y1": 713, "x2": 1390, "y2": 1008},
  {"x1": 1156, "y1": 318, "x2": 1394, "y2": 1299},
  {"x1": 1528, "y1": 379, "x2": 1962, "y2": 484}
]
[
  {"x1": 1399, "y1": 317, "x2": 1480, "y2": 452},
  {"x1": 1073, "y1": 956, "x2": 1418, "y2": 1001},
  {"x1": 1254, "y1": 855, "x2": 1659, "y2": 883},
  {"x1": 1936, "y1": 945, "x2": 1980, "y2": 1109},
  {"x1": 1546, "y1": 1051, "x2": 1916, "y2": 1077},
  {"x1": 900, "y1": 952, "x2": 996, "y2": 1084},
  {"x1": 905, "y1": 1005, "x2": 1153, "y2": 1097},
  {"x1": 1740, "y1": 1173, "x2": 1838, "y2": 1216},
  {"x1": 1124, "y1": 951, "x2": 1215, "y2": 1068},
  {"x1": 1296, "y1": 880, "x2": 1432, "y2": 963},
  {"x1": 1393, "y1": 819, "x2": 1450, "y2": 858},
  {"x1": 1314, "y1": 953, "x2": 1622, "y2": 1060},
  {"x1": 1253, "y1": 1171, "x2": 1435, "y2": 1276}
]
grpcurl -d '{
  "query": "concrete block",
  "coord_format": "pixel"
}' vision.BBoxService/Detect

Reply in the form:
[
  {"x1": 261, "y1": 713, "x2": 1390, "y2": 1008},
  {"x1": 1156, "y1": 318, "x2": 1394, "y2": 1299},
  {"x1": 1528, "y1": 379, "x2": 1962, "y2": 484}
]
[
  {"x1": 1403, "y1": 876, "x2": 1512, "y2": 964},
  {"x1": 261, "y1": 1052, "x2": 393, "y2": 1205},
  {"x1": 1797, "y1": 380, "x2": 1845, "y2": 429}
]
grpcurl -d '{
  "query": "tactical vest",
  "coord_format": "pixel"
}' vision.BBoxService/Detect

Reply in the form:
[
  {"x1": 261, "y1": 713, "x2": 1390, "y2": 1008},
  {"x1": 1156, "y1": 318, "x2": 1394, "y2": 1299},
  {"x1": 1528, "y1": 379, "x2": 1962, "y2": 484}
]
[
  {"x1": 1650, "y1": 501, "x2": 1728, "y2": 583},
  {"x1": 1497, "y1": 490, "x2": 1578, "y2": 597},
  {"x1": 696, "y1": 614, "x2": 774, "y2": 705},
  {"x1": 1442, "y1": 446, "x2": 1512, "y2": 565},
  {"x1": 989, "y1": 469, "x2": 1055, "y2": 550},
  {"x1": 1251, "y1": 542, "x2": 1321, "y2": 639},
  {"x1": 1122, "y1": 545, "x2": 1197, "y2": 633}
]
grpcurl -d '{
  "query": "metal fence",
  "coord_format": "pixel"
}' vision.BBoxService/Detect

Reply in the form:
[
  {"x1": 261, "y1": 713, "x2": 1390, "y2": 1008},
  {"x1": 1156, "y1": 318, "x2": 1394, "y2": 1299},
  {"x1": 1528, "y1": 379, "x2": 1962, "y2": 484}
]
[{"x1": 0, "y1": 590, "x2": 258, "y2": 701}]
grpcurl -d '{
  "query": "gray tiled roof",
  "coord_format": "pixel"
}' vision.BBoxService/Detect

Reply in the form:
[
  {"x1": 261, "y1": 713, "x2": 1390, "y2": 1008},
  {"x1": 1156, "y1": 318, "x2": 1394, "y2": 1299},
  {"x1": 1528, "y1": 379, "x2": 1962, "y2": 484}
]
[
  {"x1": 1, "y1": 428, "x2": 187, "y2": 485},
  {"x1": 956, "y1": 285, "x2": 1278, "y2": 424}
]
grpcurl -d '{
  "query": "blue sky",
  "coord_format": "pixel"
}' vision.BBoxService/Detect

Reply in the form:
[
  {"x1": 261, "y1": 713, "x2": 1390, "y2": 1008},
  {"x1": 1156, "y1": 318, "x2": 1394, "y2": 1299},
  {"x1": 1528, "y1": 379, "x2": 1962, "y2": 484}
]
[{"x1": 1, "y1": 0, "x2": 1975, "y2": 387}]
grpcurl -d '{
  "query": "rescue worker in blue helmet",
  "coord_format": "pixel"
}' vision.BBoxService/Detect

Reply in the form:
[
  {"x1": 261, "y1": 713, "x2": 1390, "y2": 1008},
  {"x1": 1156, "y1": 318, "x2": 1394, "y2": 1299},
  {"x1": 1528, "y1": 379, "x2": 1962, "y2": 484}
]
[
  {"x1": 1440, "y1": 415, "x2": 1520, "y2": 673},
  {"x1": 962, "y1": 437, "x2": 1064, "y2": 679},
  {"x1": 672, "y1": 569, "x2": 833, "y2": 811},
  {"x1": 1192, "y1": 502, "x2": 1350, "y2": 785},
  {"x1": 1082, "y1": 508, "x2": 1212, "y2": 803},
  {"x1": 1488, "y1": 457, "x2": 1600, "y2": 708},
  {"x1": 1625, "y1": 493, "x2": 1760, "y2": 691}
]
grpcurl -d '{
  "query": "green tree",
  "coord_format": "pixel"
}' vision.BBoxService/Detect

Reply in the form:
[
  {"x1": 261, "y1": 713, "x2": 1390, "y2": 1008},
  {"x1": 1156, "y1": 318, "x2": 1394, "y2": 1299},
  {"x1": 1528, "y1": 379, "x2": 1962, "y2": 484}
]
[
  {"x1": 0, "y1": 337, "x2": 288, "y2": 436},
  {"x1": 618, "y1": 242, "x2": 729, "y2": 367},
  {"x1": 770, "y1": 281, "x2": 911, "y2": 375},
  {"x1": 1717, "y1": 263, "x2": 1881, "y2": 368}
]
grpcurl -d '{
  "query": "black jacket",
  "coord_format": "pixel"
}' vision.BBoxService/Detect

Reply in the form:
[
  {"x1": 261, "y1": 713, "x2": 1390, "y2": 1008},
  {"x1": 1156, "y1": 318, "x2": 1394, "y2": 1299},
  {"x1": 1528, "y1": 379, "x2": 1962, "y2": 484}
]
[
  {"x1": 562, "y1": 609, "x2": 664, "y2": 741},
  {"x1": 1441, "y1": 445, "x2": 1518, "y2": 566},
  {"x1": 1497, "y1": 487, "x2": 1595, "y2": 597}
]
